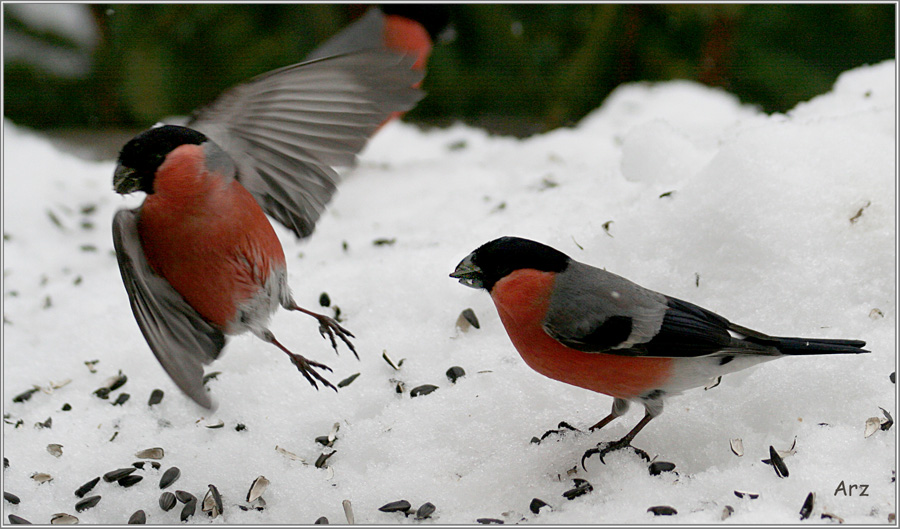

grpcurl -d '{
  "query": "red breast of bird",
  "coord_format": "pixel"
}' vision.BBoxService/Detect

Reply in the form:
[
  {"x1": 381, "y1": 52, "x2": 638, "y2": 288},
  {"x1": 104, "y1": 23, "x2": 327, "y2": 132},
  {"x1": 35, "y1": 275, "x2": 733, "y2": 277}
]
[{"x1": 137, "y1": 142, "x2": 286, "y2": 333}]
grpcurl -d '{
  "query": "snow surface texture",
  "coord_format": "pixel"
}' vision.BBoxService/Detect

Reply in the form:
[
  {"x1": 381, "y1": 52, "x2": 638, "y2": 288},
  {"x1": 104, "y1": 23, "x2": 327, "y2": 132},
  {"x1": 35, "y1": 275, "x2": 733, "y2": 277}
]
[{"x1": 2, "y1": 61, "x2": 896, "y2": 524}]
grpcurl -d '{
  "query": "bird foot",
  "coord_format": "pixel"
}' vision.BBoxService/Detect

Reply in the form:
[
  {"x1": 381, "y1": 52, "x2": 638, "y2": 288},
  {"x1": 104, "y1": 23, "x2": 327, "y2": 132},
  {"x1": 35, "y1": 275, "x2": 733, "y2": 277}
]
[
  {"x1": 535, "y1": 421, "x2": 583, "y2": 443},
  {"x1": 581, "y1": 439, "x2": 650, "y2": 469},
  {"x1": 287, "y1": 353, "x2": 337, "y2": 392},
  {"x1": 313, "y1": 313, "x2": 358, "y2": 359}
]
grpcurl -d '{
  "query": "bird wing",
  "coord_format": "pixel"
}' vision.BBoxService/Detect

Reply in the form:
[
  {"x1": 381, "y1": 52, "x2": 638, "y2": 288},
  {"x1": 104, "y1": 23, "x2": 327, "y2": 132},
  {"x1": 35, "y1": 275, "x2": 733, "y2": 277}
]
[
  {"x1": 543, "y1": 262, "x2": 775, "y2": 358},
  {"x1": 112, "y1": 208, "x2": 226, "y2": 408},
  {"x1": 187, "y1": 49, "x2": 424, "y2": 238},
  {"x1": 303, "y1": 7, "x2": 386, "y2": 61}
]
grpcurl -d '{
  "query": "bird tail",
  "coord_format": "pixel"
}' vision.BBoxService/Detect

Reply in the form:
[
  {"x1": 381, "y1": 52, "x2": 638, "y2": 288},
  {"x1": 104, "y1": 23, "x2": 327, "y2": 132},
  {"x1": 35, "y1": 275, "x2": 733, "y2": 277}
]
[
  {"x1": 770, "y1": 336, "x2": 869, "y2": 355},
  {"x1": 729, "y1": 322, "x2": 869, "y2": 355}
]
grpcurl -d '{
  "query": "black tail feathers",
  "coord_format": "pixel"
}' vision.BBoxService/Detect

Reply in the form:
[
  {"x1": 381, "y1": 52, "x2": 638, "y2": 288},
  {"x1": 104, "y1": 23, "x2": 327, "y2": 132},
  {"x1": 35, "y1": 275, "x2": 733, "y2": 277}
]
[{"x1": 771, "y1": 336, "x2": 869, "y2": 355}]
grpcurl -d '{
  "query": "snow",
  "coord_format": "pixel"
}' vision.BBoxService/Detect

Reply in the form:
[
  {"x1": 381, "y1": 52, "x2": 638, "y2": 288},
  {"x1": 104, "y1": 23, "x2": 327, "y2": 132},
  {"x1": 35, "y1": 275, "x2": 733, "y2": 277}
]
[{"x1": 2, "y1": 60, "x2": 896, "y2": 524}]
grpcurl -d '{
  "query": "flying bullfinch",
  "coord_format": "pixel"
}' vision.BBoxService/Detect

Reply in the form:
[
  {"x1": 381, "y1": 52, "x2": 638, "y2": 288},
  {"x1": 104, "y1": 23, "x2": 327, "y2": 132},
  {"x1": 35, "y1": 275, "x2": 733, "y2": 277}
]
[
  {"x1": 450, "y1": 236, "x2": 869, "y2": 463},
  {"x1": 112, "y1": 49, "x2": 423, "y2": 409}
]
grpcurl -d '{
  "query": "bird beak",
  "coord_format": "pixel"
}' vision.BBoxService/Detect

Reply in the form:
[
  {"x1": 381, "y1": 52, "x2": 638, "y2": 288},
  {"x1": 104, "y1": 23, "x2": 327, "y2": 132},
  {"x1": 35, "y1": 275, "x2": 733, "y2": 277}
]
[
  {"x1": 113, "y1": 164, "x2": 141, "y2": 195},
  {"x1": 450, "y1": 254, "x2": 484, "y2": 289}
]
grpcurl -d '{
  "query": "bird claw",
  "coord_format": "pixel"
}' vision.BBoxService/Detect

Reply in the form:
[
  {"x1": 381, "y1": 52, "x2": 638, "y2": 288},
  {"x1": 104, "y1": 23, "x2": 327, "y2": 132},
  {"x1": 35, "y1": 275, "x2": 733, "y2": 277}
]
[
  {"x1": 315, "y1": 314, "x2": 358, "y2": 360},
  {"x1": 289, "y1": 354, "x2": 337, "y2": 392},
  {"x1": 581, "y1": 440, "x2": 650, "y2": 470}
]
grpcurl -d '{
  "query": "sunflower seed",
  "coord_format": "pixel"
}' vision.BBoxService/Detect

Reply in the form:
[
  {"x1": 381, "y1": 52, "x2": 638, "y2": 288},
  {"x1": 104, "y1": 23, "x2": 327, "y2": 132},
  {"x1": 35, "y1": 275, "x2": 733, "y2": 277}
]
[
  {"x1": 800, "y1": 492, "x2": 814, "y2": 520},
  {"x1": 74, "y1": 477, "x2": 99, "y2": 498},
  {"x1": 562, "y1": 479, "x2": 593, "y2": 500},
  {"x1": 205, "y1": 420, "x2": 224, "y2": 429},
  {"x1": 275, "y1": 446, "x2": 304, "y2": 462},
  {"x1": 416, "y1": 502, "x2": 436, "y2": 520},
  {"x1": 61, "y1": 403, "x2": 71, "y2": 411},
  {"x1": 175, "y1": 490, "x2": 196, "y2": 504},
  {"x1": 202, "y1": 484, "x2": 222, "y2": 518},
  {"x1": 378, "y1": 499, "x2": 412, "y2": 514},
  {"x1": 337, "y1": 373, "x2": 360, "y2": 388},
  {"x1": 768, "y1": 446, "x2": 789, "y2": 478},
  {"x1": 456, "y1": 308, "x2": 480, "y2": 331},
  {"x1": 721, "y1": 505, "x2": 734, "y2": 520},
  {"x1": 704, "y1": 376, "x2": 722, "y2": 390},
  {"x1": 529, "y1": 498, "x2": 550, "y2": 514},
  {"x1": 84, "y1": 360, "x2": 99, "y2": 373},
  {"x1": 31, "y1": 472, "x2": 52, "y2": 484},
  {"x1": 180, "y1": 498, "x2": 196, "y2": 521},
  {"x1": 159, "y1": 467, "x2": 180, "y2": 489},
  {"x1": 8, "y1": 514, "x2": 31, "y2": 524},
  {"x1": 476, "y1": 518, "x2": 504, "y2": 524},
  {"x1": 730, "y1": 438, "x2": 744, "y2": 456},
  {"x1": 319, "y1": 293, "x2": 331, "y2": 307},
  {"x1": 328, "y1": 422, "x2": 340, "y2": 443},
  {"x1": 135, "y1": 447, "x2": 164, "y2": 459},
  {"x1": 382, "y1": 351, "x2": 400, "y2": 370},
  {"x1": 648, "y1": 461, "x2": 676, "y2": 475},
  {"x1": 410, "y1": 384, "x2": 438, "y2": 398},
  {"x1": 315, "y1": 450, "x2": 336, "y2": 469},
  {"x1": 12, "y1": 387, "x2": 40, "y2": 403},
  {"x1": 75, "y1": 495, "x2": 101, "y2": 512},
  {"x1": 891, "y1": 372, "x2": 896, "y2": 384},
  {"x1": 820, "y1": 512, "x2": 844, "y2": 523},
  {"x1": 734, "y1": 490, "x2": 759, "y2": 499},
  {"x1": 247, "y1": 476, "x2": 269, "y2": 503},
  {"x1": 393, "y1": 380, "x2": 406, "y2": 393},
  {"x1": 159, "y1": 492, "x2": 177, "y2": 511},
  {"x1": 446, "y1": 366, "x2": 466, "y2": 383},
  {"x1": 235, "y1": 423, "x2": 247, "y2": 432},
  {"x1": 879, "y1": 407, "x2": 893, "y2": 431},
  {"x1": 4, "y1": 492, "x2": 21, "y2": 504},
  {"x1": 4, "y1": 457, "x2": 8, "y2": 468},
  {"x1": 103, "y1": 467, "x2": 136, "y2": 482},
  {"x1": 148, "y1": 389, "x2": 164, "y2": 406},
  {"x1": 112, "y1": 393, "x2": 130, "y2": 406},
  {"x1": 35, "y1": 417, "x2": 52, "y2": 429},
  {"x1": 648, "y1": 506, "x2": 677, "y2": 516},
  {"x1": 127, "y1": 510, "x2": 146, "y2": 524},
  {"x1": 94, "y1": 371, "x2": 127, "y2": 398},
  {"x1": 342, "y1": 499, "x2": 354, "y2": 524},
  {"x1": 50, "y1": 513, "x2": 78, "y2": 524},
  {"x1": 47, "y1": 444, "x2": 63, "y2": 458},
  {"x1": 118, "y1": 475, "x2": 143, "y2": 487},
  {"x1": 315, "y1": 516, "x2": 329, "y2": 524}
]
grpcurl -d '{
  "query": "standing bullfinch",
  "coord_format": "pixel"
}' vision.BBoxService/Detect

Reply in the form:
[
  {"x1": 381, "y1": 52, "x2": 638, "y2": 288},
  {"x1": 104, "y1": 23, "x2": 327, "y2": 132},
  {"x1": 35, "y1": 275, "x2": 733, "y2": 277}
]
[
  {"x1": 112, "y1": 49, "x2": 423, "y2": 409},
  {"x1": 450, "y1": 237, "x2": 869, "y2": 464}
]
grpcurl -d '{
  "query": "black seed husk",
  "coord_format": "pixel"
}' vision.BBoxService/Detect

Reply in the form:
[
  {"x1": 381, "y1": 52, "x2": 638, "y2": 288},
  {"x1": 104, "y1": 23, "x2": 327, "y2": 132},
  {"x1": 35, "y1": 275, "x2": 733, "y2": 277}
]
[
  {"x1": 202, "y1": 372, "x2": 221, "y2": 385},
  {"x1": 446, "y1": 366, "x2": 466, "y2": 383},
  {"x1": 460, "y1": 308, "x2": 480, "y2": 328},
  {"x1": 769, "y1": 445, "x2": 789, "y2": 478},
  {"x1": 415, "y1": 502, "x2": 436, "y2": 519},
  {"x1": 562, "y1": 478, "x2": 593, "y2": 500},
  {"x1": 4, "y1": 491, "x2": 21, "y2": 504},
  {"x1": 159, "y1": 467, "x2": 180, "y2": 489},
  {"x1": 206, "y1": 484, "x2": 223, "y2": 513},
  {"x1": 132, "y1": 462, "x2": 145, "y2": 469},
  {"x1": 75, "y1": 495, "x2": 101, "y2": 512},
  {"x1": 648, "y1": 506, "x2": 677, "y2": 516},
  {"x1": 315, "y1": 451, "x2": 336, "y2": 468},
  {"x1": 800, "y1": 492, "x2": 814, "y2": 520},
  {"x1": 159, "y1": 492, "x2": 177, "y2": 511},
  {"x1": 315, "y1": 516, "x2": 329, "y2": 524},
  {"x1": 649, "y1": 461, "x2": 676, "y2": 475},
  {"x1": 151, "y1": 461, "x2": 161, "y2": 470},
  {"x1": 175, "y1": 490, "x2": 196, "y2": 504},
  {"x1": 75, "y1": 477, "x2": 100, "y2": 498},
  {"x1": 128, "y1": 510, "x2": 146, "y2": 524},
  {"x1": 734, "y1": 491, "x2": 759, "y2": 499},
  {"x1": 379, "y1": 499, "x2": 412, "y2": 514},
  {"x1": 180, "y1": 498, "x2": 196, "y2": 521},
  {"x1": 118, "y1": 474, "x2": 143, "y2": 487},
  {"x1": 891, "y1": 372, "x2": 896, "y2": 384},
  {"x1": 337, "y1": 373, "x2": 360, "y2": 388},
  {"x1": 148, "y1": 389, "x2": 164, "y2": 406},
  {"x1": 113, "y1": 393, "x2": 130, "y2": 406},
  {"x1": 8, "y1": 514, "x2": 31, "y2": 524},
  {"x1": 13, "y1": 387, "x2": 39, "y2": 403},
  {"x1": 61, "y1": 403, "x2": 72, "y2": 411},
  {"x1": 476, "y1": 518, "x2": 504, "y2": 524},
  {"x1": 235, "y1": 423, "x2": 247, "y2": 432},
  {"x1": 319, "y1": 293, "x2": 331, "y2": 307},
  {"x1": 315, "y1": 435, "x2": 332, "y2": 446},
  {"x1": 109, "y1": 373, "x2": 127, "y2": 391},
  {"x1": 103, "y1": 467, "x2": 136, "y2": 482},
  {"x1": 529, "y1": 498, "x2": 550, "y2": 514},
  {"x1": 410, "y1": 384, "x2": 438, "y2": 397}
]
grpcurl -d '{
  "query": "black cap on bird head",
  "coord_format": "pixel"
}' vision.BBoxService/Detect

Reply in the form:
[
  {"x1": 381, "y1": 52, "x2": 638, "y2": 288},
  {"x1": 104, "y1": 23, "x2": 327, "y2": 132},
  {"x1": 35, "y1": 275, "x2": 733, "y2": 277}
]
[
  {"x1": 450, "y1": 236, "x2": 571, "y2": 292},
  {"x1": 113, "y1": 125, "x2": 208, "y2": 195}
]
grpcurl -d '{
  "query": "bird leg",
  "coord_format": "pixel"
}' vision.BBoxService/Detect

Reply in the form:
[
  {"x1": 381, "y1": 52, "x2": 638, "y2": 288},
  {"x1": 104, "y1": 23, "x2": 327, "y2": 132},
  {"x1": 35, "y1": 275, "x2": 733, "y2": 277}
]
[
  {"x1": 288, "y1": 304, "x2": 358, "y2": 359},
  {"x1": 582, "y1": 410, "x2": 654, "y2": 468},
  {"x1": 589, "y1": 397, "x2": 629, "y2": 431},
  {"x1": 267, "y1": 334, "x2": 337, "y2": 392}
]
